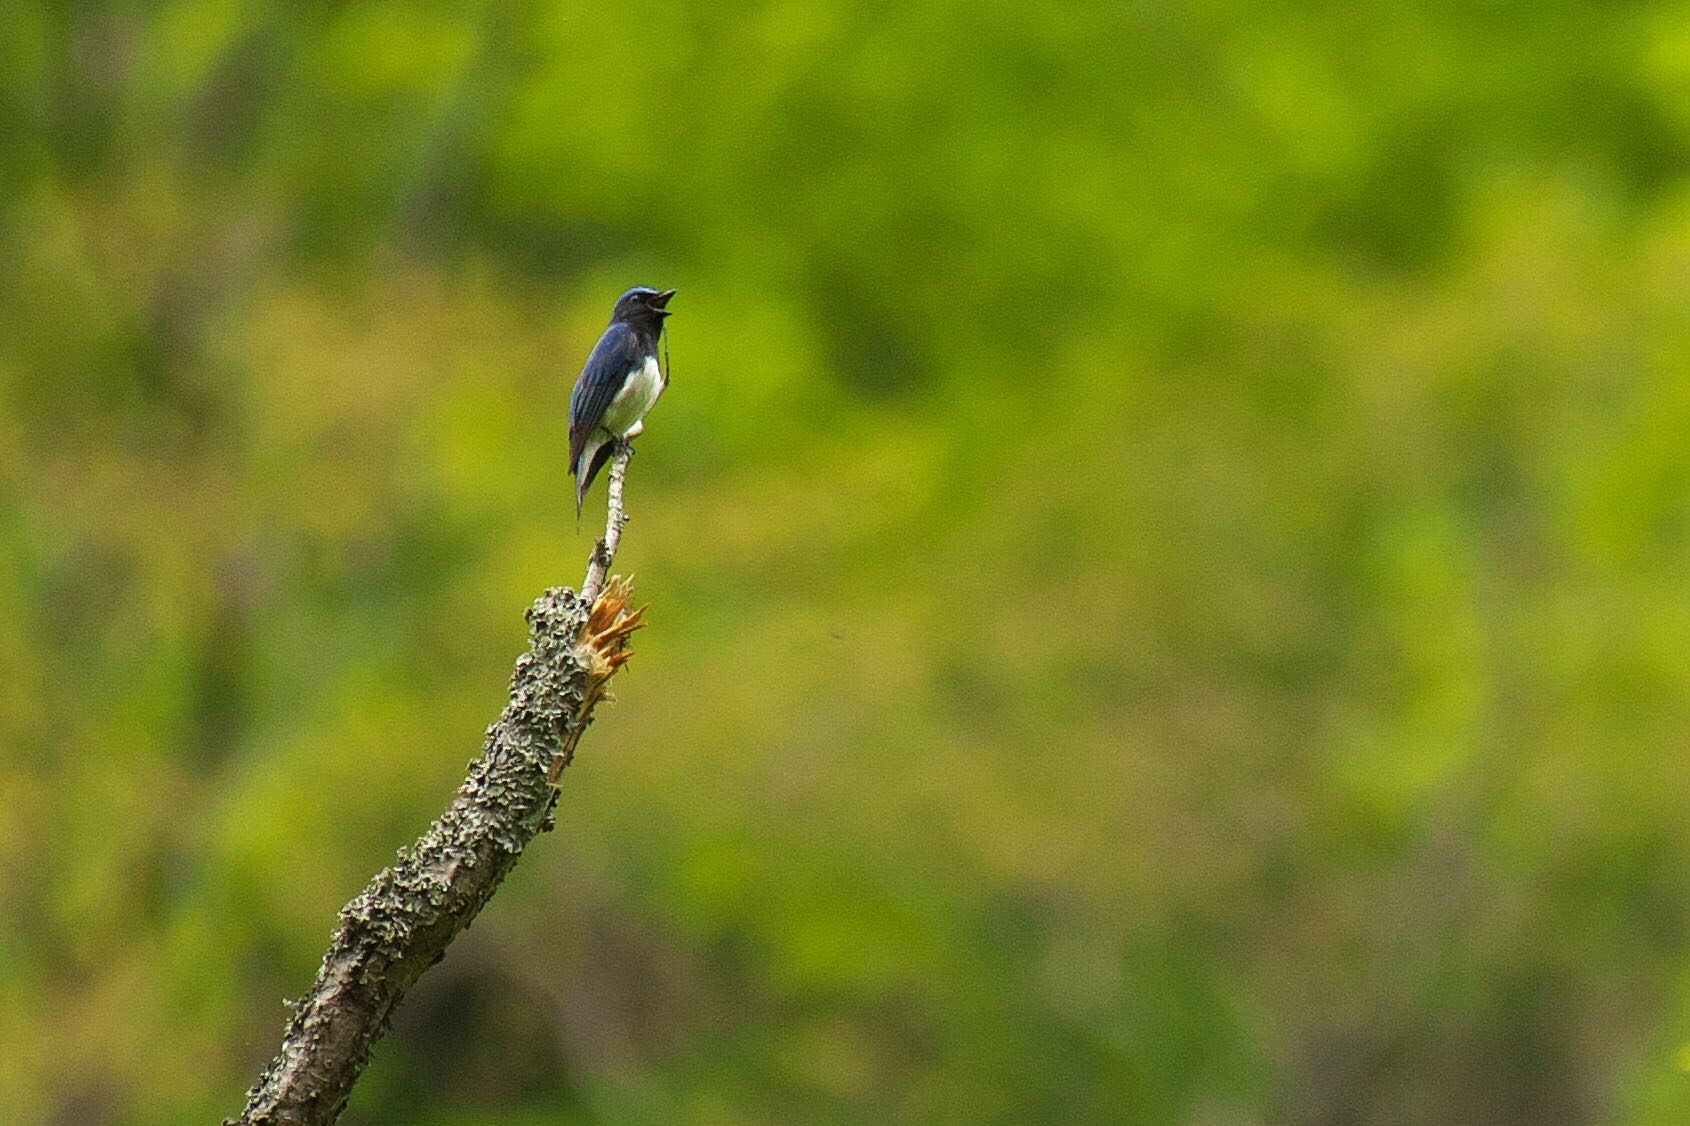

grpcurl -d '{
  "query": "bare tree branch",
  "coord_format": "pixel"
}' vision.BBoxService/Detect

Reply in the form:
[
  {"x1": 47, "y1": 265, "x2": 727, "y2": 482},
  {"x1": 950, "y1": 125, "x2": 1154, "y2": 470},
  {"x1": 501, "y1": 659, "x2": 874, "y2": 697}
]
[
  {"x1": 228, "y1": 470, "x2": 645, "y2": 1126},
  {"x1": 582, "y1": 439, "x2": 633, "y2": 604}
]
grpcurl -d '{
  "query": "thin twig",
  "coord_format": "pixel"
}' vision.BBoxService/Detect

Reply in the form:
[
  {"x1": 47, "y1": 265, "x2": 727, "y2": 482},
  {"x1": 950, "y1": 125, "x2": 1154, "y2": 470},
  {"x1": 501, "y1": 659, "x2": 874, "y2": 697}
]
[{"x1": 581, "y1": 438, "x2": 632, "y2": 603}]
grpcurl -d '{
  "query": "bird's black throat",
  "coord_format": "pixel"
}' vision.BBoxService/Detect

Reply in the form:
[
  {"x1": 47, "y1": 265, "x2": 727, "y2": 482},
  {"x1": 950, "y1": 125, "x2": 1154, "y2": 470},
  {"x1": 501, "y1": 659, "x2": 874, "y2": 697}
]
[{"x1": 619, "y1": 315, "x2": 666, "y2": 351}]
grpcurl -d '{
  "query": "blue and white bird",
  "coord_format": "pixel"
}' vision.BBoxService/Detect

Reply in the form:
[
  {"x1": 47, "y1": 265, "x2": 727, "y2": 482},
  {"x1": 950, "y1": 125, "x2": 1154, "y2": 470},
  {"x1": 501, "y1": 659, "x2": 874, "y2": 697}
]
[{"x1": 568, "y1": 286, "x2": 675, "y2": 516}]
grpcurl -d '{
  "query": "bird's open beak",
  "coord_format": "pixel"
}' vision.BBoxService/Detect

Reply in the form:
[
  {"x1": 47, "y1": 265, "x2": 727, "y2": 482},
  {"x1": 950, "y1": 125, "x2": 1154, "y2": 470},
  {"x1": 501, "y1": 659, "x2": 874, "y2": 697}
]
[{"x1": 652, "y1": 288, "x2": 677, "y2": 316}]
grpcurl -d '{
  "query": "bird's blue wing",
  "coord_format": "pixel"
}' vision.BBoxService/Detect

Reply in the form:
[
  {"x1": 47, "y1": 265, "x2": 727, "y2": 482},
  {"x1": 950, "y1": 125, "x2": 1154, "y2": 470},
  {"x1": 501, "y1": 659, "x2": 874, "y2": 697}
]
[{"x1": 569, "y1": 322, "x2": 638, "y2": 475}]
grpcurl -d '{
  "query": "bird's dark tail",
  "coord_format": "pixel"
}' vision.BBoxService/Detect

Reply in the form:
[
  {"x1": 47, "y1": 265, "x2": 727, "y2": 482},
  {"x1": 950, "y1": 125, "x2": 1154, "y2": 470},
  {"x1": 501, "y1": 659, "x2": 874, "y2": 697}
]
[{"x1": 574, "y1": 440, "x2": 614, "y2": 521}]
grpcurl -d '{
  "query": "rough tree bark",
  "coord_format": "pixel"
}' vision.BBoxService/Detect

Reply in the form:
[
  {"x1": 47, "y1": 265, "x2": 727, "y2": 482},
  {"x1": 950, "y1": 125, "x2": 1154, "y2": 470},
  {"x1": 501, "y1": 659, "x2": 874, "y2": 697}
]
[{"x1": 228, "y1": 441, "x2": 642, "y2": 1126}]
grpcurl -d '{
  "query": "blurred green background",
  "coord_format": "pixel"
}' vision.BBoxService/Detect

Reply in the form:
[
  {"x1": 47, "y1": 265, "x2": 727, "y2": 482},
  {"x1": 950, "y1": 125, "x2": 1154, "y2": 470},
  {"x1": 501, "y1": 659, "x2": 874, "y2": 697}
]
[{"x1": 5, "y1": 2, "x2": 1690, "y2": 1123}]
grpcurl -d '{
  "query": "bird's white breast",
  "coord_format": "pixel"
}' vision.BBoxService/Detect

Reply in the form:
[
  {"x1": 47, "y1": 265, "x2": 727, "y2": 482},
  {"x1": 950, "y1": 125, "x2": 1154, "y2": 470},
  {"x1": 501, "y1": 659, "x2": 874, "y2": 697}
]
[{"x1": 601, "y1": 355, "x2": 665, "y2": 436}]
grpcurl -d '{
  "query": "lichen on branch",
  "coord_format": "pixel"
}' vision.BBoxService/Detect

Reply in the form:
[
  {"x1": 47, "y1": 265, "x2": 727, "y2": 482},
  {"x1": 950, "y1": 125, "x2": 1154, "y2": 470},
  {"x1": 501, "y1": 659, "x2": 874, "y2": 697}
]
[{"x1": 230, "y1": 452, "x2": 645, "y2": 1126}]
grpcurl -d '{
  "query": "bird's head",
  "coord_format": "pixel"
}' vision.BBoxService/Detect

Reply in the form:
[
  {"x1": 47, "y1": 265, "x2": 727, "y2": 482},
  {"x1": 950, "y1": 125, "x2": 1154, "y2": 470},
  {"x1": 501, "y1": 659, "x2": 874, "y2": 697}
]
[{"x1": 609, "y1": 286, "x2": 676, "y2": 328}]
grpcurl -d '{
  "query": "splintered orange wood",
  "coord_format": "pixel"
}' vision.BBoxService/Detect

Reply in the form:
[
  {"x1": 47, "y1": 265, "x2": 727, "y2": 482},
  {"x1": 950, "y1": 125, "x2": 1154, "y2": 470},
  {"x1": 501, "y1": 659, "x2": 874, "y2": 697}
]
[{"x1": 547, "y1": 577, "x2": 649, "y2": 782}]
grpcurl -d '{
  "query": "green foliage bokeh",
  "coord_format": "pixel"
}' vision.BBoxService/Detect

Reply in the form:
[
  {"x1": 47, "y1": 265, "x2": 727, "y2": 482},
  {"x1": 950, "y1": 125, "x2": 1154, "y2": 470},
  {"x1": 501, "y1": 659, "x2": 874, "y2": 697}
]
[{"x1": 6, "y1": 2, "x2": 1690, "y2": 1123}]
